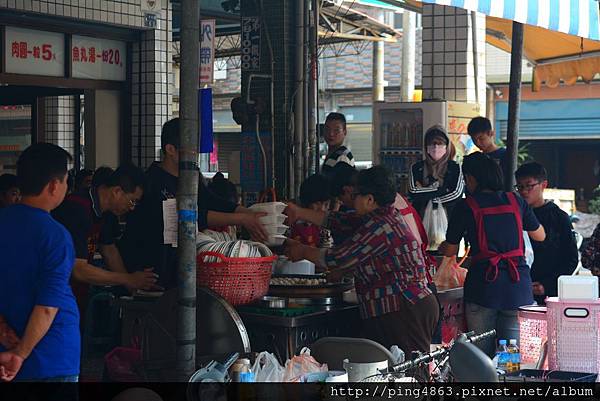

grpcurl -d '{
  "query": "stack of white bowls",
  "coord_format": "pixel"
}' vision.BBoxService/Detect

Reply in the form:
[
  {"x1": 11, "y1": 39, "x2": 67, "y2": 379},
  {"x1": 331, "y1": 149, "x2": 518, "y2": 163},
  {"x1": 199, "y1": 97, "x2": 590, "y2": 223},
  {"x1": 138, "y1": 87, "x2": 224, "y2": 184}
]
[{"x1": 249, "y1": 202, "x2": 288, "y2": 247}]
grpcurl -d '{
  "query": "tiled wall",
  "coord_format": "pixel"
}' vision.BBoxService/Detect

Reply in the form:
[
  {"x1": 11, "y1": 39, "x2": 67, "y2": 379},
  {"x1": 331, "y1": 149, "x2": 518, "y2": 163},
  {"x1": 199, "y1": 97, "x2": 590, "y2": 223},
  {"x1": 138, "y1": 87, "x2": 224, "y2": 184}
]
[
  {"x1": 0, "y1": 0, "x2": 173, "y2": 169},
  {"x1": 44, "y1": 96, "x2": 76, "y2": 157},
  {"x1": 421, "y1": 3, "x2": 486, "y2": 113}
]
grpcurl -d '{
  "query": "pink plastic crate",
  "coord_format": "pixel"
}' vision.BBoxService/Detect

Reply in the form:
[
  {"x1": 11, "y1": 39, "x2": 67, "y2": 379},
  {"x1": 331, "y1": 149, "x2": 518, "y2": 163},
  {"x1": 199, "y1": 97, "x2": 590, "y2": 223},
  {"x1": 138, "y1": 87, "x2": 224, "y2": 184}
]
[
  {"x1": 518, "y1": 306, "x2": 547, "y2": 366},
  {"x1": 546, "y1": 297, "x2": 600, "y2": 374}
]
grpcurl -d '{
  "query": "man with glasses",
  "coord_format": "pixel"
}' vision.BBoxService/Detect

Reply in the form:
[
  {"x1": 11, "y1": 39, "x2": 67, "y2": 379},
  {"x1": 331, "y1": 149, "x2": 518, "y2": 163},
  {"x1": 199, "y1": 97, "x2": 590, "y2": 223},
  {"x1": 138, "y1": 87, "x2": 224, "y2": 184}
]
[
  {"x1": 321, "y1": 112, "x2": 354, "y2": 173},
  {"x1": 515, "y1": 162, "x2": 578, "y2": 304},
  {"x1": 52, "y1": 164, "x2": 158, "y2": 311}
]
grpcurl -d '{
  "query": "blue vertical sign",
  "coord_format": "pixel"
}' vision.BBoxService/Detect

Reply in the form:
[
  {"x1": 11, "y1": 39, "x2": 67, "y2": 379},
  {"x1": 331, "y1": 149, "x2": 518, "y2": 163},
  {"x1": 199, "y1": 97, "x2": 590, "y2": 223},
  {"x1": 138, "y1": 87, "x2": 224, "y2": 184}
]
[{"x1": 199, "y1": 88, "x2": 213, "y2": 153}]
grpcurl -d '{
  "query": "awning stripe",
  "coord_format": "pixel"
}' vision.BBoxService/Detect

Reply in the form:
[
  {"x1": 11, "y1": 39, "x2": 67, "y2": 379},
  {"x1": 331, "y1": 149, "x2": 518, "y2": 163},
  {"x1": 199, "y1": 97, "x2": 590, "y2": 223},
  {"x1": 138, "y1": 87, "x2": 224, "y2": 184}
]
[
  {"x1": 549, "y1": 0, "x2": 561, "y2": 32},
  {"x1": 527, "y1": 0, "x2": 539, "y2": 27},
  {"x1": 421, "y1": 0, "x2": 600, "y2": 41}
]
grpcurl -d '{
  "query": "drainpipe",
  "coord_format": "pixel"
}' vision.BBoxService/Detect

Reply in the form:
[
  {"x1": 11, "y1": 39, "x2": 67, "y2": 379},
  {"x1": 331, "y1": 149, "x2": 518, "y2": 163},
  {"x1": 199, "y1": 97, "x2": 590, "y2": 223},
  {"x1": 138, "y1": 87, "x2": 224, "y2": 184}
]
[{"x1": 293, "y1": 0, "x2": 305, "y2": 197}]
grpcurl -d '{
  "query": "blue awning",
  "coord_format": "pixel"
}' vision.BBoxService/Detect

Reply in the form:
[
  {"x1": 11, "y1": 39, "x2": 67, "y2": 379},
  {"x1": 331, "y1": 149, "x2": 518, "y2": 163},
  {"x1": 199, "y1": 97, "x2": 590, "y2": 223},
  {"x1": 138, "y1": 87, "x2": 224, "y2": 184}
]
[
  {"x1": 419, "y1": 0, "x2": 600, "y2": 41},
  {"x1": 495, "y1": 98, "x2": 600, "y2": 139}
]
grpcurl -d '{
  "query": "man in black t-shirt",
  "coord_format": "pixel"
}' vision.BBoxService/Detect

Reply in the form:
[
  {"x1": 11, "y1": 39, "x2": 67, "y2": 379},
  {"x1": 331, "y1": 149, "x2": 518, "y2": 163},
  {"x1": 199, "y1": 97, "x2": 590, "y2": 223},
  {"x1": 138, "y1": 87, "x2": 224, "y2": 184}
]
[
  {"x1": 52, "y1": 164, "x2": 158, "y2": 305},
  {"x1": 118, "y1": 118, "x2": 267, "y2": 289},
  {"x1": 515, "y1": 162, "x2": 578, "y2": 304}
]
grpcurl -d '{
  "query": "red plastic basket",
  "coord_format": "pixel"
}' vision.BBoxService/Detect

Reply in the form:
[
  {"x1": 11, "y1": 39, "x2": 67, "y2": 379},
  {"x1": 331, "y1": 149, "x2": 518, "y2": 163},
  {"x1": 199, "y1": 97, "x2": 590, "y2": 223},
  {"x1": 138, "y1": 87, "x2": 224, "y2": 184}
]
[{"x1": 196, "y1": 251, "x2": 276, "y2": 306}]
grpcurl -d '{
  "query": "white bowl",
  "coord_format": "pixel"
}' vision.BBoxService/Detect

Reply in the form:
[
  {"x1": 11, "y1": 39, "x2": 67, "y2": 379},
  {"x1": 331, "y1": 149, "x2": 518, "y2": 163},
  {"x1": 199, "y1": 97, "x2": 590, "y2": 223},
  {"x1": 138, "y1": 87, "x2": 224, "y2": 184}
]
[
  {"x1": 265, "y1": 234, "x2": 286, "y2": 247},
  {"x1": 274, "y1": 258, "x2": 315, "y2": 275},
  {"x1": 263, "y1": 224, "x2": 288, "y2": 236},
  {"x1": 259, "y1": 214, "x2": 287, "y2": 225},
  {"x1": 249, "y1": 202, "x2": 287, "y2": 215}
]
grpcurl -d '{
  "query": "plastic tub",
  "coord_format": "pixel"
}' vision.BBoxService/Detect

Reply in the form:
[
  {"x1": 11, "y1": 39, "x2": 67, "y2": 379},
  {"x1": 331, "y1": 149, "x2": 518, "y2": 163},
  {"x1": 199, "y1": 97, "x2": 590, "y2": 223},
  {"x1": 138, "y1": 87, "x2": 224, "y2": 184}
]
[
  {"x1": 265, "y1": 234, "x2": 286, "y2": 247},
  {"x1": 263, "y1": 224, "x2": 288, "y2": 236},
  {"x1": 273, "y1": 258, "x2": 315, "y2": 275},
  {"x1": 259, "y1": 214, "x2": 287, "y2": 225},
  {"x1": 518, "y1": 305, "x2": 547, "y2": 366},
  {"x1": 546, "y1": 297, "x2": 600, "y2": 373},
  {"x1": 249, "y1": 202, "x2": 287, "y2": 215}
]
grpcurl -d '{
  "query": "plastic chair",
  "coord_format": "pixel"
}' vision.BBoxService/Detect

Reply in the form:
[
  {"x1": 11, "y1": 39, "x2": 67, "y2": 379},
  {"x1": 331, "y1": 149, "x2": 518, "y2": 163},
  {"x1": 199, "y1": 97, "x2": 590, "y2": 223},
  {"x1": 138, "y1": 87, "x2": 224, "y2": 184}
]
[{"x1": 310, "y1": 337, "x2": 396, "y2": 370}]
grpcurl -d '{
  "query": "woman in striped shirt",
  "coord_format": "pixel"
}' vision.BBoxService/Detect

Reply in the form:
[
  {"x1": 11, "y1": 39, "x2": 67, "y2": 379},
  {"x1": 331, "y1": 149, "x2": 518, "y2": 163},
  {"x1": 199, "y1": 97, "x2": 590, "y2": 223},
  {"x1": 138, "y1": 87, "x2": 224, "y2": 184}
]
[{"x1": 285, "y1": 166, "x2": 439, "y2": 355}]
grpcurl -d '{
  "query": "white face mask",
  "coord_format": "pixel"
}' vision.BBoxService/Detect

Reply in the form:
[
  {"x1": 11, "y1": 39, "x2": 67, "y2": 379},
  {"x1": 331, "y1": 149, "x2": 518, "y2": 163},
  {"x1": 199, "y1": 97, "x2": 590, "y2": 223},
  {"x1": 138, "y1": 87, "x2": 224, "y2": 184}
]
[{"x1": 427, "y1": 144, "x2": 447, "y2": 161}]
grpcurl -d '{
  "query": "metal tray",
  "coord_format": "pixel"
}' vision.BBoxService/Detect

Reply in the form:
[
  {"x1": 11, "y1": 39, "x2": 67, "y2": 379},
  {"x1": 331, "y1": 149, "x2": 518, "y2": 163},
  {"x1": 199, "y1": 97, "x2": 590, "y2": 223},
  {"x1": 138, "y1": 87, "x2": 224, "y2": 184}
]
[{"x1": 269, "y1": 274, "x2": 354, "y2": 298}]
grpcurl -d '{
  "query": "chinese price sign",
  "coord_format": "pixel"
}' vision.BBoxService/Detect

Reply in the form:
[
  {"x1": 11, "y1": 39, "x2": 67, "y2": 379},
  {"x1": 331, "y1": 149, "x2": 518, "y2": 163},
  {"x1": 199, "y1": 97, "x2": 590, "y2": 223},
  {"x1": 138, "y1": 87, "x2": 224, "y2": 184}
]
[
  {"x1": 241, "y1": 17, "x2": 261, "y2": 71},
  {"x1": 4, "y1": 27, "x2": 64, "y2": 77},
  {"x1": 200, "y1": 19, "x2": 216, "y2": 84},
  {"x1": 72, "y1": 36, "x2": 126, "y2": 81}
]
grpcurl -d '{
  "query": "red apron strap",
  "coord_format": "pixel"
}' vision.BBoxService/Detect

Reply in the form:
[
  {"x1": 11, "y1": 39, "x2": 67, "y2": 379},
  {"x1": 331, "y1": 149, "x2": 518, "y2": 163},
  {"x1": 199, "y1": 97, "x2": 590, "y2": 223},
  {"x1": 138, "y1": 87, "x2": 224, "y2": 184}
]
[
  {"x1": 465, "y1": 196, "x2": 490, "y2": 255},
  {"x1": 465, "y1": 193, "x2": 525, "y2": 283}
]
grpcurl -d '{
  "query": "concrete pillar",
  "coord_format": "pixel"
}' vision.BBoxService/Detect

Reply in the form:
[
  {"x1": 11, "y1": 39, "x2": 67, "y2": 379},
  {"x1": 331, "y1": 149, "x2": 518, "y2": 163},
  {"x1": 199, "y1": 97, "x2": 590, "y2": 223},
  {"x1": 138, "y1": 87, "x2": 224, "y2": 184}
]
[
  {"x1": 421, "y1": 3, "x2": 486, "y2": 114},
  {"x1": 401, "y1": 11, "x2": 416, "y2": 102},
  {"x1": 84, "y1": 90, "x2": 121, "y2": 168},
  {"x1": 372, "y1": 10, "x2": 385, "y2": 102}
]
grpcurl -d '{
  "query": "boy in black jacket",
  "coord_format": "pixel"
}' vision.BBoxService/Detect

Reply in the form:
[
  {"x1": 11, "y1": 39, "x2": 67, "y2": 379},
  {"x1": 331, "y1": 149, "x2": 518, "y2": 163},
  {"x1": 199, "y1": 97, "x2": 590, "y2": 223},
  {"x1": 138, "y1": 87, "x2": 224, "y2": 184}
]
[{"x1": 515, "y1": 162, "x2": 578, "y2": 304}]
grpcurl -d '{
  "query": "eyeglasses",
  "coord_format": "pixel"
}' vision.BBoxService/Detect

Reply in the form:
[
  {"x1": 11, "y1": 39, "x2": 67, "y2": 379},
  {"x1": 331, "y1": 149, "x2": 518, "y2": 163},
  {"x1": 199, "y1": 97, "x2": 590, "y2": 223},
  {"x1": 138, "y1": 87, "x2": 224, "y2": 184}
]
[
  {"x1": 125, "y1": 196, "x2": 140, "y2": 209},
  {"x1": 514, "y1": 182, "x2": 541, "y2": 192}
]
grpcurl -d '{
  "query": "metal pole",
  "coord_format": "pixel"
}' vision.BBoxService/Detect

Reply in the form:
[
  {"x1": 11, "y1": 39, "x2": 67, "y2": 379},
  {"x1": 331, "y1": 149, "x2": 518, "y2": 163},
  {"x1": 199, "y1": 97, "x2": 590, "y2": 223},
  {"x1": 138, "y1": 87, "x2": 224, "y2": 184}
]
[
  {"x1": 401, "y1": 10, "x2": 416, "y2": 102},
  {"x1": 293, "y1": 0, "x2": 305, "y2": 197},
  {"x1": 505, "y1": 21, "x2": 524, "y2": 192},
  {"x1": 175, "y1": 0, "x2": 198, "y2": 379},
  {"x1": 307, "y1": 0, "x2": 318, "y2": 176}
]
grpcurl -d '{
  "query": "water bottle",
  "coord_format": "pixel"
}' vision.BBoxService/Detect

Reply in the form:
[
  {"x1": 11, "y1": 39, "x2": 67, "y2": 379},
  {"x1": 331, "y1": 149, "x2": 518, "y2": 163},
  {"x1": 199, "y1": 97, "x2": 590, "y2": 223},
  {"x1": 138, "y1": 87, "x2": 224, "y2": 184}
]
[
  {"x1": 496, "y1": 339, "x2": 510, "y2": 372},
  {"x1": 508, "y1": 339, "x2": 521, "y2": 373}
]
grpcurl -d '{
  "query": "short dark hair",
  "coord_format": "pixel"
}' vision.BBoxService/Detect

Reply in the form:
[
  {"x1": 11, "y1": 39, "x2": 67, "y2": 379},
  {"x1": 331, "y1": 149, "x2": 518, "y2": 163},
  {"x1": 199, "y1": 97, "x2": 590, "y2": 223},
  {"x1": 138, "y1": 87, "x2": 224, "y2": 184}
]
[
  {"x1": 208, "y1": 173, "x2": 238, "y2": 205},
  {"x1": 462, "y1": 152, "x2": 503, "y2": 192},
  {"x1": 515, "y1": 162, "x2": 548, "y2": 182},
  {"x1": 325, "y1": 112, "x2": 346, "y2": 129},
  {"x1": 104, "y1": 164, "x2": 146, "y2": 194},
  {"x1": 0, "y1": 173, "x2": 18, "y2": 192},
  {"x1": 17, "y1": 143, "x2": 72, "y2": 196},
  {"x1": 75, "y1": 168, "x2": 94, "y2": 190},
  {"x1": 356, "y1": 165, "x2": 397, "y2": 206},
  {"x1": 467, "y1": 116, "x2": 493, "y2": 136},
  {"x1": 92, "y1": 166, "x2": 115, "y2": 187},
  {"x1": 326, "y1": 163, "x2": 358, "y2": 196},
  {"x1": 161, "y1": 118, "x2": 180, "y2": 152},
  {"x1": 299, "y1": 174, "x2": 331, "y2": 208}
]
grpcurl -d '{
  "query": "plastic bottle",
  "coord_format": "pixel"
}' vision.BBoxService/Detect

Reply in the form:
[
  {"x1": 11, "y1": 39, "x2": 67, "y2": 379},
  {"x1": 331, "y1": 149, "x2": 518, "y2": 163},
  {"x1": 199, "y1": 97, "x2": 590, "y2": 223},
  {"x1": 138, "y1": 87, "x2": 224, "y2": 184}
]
[
  {"x1": 496, "y1": 339, "x2": 510, "y2": 372},
  {"x1": 508, "y1": 339, "x2": 520, "y2": 373}
]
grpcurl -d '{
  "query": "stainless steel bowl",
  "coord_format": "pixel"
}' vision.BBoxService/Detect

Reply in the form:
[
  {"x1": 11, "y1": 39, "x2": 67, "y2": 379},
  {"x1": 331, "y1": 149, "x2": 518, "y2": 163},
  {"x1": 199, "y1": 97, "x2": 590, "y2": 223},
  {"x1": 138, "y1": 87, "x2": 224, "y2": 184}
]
[{"x1": 258, "y1": 296, "x2": 287, "y2": 308}]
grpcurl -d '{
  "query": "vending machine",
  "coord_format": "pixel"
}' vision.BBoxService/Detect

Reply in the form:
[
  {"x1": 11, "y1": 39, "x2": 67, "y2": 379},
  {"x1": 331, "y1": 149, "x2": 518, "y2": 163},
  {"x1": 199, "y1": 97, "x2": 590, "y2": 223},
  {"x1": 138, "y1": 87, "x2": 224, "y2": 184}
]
[{"x1": 373, "y1": 100, "x2": 481, "y2": 194}]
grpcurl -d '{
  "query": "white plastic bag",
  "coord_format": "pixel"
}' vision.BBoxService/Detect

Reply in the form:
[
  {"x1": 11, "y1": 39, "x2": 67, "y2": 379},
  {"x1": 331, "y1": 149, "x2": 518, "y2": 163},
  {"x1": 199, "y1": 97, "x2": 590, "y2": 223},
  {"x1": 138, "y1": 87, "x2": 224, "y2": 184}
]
[
  {"x1": 282, "y1": 347, "x2": 328, "y2": 382},
  {"x1": 523, "y1": 231, "x2": 535, "y2": 268},
  {"x1": 423, "y1": 200, "x2": 448, "y2": 250},
  {"x1": 251, "y1": 351, "x2": 285, "y2": 382}
]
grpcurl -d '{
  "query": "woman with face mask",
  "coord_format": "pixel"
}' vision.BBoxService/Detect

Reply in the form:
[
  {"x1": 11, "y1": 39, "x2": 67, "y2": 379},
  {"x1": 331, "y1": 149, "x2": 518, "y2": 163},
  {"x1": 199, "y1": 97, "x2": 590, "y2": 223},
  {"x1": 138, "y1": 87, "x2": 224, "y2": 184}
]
[{"x1": 408, "y1": 125, "x2": 464, "y2": 219}]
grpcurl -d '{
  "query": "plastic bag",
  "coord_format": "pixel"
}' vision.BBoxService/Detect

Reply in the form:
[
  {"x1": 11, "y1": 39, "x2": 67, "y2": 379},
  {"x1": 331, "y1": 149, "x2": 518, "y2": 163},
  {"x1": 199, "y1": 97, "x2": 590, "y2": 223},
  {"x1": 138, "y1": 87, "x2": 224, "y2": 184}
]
[
  {"x1": 423, "y1": 200, "x2": 448, "y2": 250},
  {"x1": 251, "y1": 351, "x2": 285, "y2": 382},
  {"x1": 282, "y1": 348, "x2": 328, "y2": 382},
  {"x1": 523, "y1": 231, "x2": 535, "y2": 268},
  {"x1": 433, "y1": 255, "x2": 467, "y2": 289}
]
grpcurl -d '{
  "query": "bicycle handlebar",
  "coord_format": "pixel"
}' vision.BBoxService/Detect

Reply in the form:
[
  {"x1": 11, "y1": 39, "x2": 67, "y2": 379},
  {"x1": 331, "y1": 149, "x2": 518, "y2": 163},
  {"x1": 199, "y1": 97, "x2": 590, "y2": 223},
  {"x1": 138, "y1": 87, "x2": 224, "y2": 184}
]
[{"x1": 388, "y1": 329, "x2": 496, "y2": 373}]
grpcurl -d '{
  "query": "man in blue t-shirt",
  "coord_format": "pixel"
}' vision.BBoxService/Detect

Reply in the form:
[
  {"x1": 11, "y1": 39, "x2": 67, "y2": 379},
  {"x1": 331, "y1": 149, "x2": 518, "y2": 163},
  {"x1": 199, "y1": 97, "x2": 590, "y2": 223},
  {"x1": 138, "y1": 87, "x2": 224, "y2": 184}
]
[
  {"x1": 0, "y1": 143, "x2": 80, "y2": 382},
  {"x1": 468, "y1": 117, "x2": 508, "y2": 179}
]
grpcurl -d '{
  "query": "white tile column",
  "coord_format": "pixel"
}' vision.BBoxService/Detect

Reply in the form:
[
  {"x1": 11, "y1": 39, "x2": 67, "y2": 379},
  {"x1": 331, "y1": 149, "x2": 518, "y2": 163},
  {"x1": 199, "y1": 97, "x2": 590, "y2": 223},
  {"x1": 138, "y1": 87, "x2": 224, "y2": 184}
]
[{"x1": 422, "y1": 3, "x2": 486, "y2": 114}]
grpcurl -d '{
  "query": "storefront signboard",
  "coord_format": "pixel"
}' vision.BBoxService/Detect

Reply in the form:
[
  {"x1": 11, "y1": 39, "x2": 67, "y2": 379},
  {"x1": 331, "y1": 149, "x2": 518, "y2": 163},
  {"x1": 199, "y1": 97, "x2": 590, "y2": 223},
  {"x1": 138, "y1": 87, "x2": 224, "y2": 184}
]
[
  {"x1": 72, "y1": 36, "x2": 127, "y2": 81},
  {"x1": 241, "y1": 17, "x2": 260, "y2": 71},
  {"x1": 4, "y1": 27, "x2": 65, "y2": 77},
  {"x1": 200, "y1": 19, "x2": 216, "y2": 84}
]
